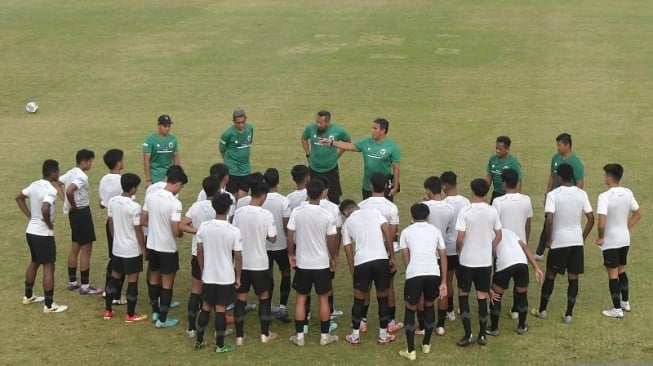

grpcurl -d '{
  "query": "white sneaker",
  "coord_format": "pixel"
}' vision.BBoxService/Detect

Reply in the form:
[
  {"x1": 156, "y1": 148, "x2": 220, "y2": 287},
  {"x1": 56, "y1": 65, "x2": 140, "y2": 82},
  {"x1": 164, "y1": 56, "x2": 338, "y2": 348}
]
[
  {"x1": 436, "y1": 327, "x2": 445, "y2": 336},
  {"x1": 330, "y1": 310, "x2": 344, "y2": 319},
  {"x1": 235, "y1": 337, "x2": 244, "y2": 346},
  {"x1": 621, "y1": 301, "x2": 631, "y2": 312},
  {"x1": 446, "y1": 311, "x2": 456, "y2": 321},
  {"x1": 319, "y1": 334, "x2": 338, "y2": 346},
  {"x1": 602, "y1": 308, "x2": 624, "y2": 319},
  {"x1": 534, "y1": 253, "x2": 544, "y2": 261},
  {"x1": 510, "y1": 312, "x2": 519, "y2": 320},
  {"x1": 562, "y1": 315, "x2": 573, "y2": 324},
  {"x1": 43, "y1": 302, "x2": 68, "y2": 313},
  {"x1": 186, "y1": 329, "x2": 197, "y2": 338},
  {"x1": 23, "y1": 295, "x2": 45, "y2": 305},
  {"x1": 261, "y1": 331, "x2": 278, "y2": 343},
  {"x1": 270, "y1": 306, "x2": 283, "y2": 314}
]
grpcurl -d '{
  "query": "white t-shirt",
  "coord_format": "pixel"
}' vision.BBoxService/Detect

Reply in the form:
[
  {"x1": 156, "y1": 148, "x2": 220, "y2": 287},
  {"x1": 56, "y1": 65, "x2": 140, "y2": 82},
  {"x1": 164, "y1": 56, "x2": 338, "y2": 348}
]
[
  {"x1": 108, "y1": 195, "x2": 143, "y2": 258},
  {"x1": 319, "y1": 199, "x2": 343, "y2": 228},
  {"x1": 358, "y1": 196, "x2": 400, "y2": 226},
  {"x1": 399, "y1": 222, "x2": 445, "y2": 279},
  {"x1": 341, "y1": 209, "x2": 389, "y2": 266},
  {"x1": 22, "y1": 179, "x2": 57, "y2": 236},
  {"x1": 443, "y1": 195, "x2": 471, "y2": 255},
  {"x1": 262, "y1": 192, "x2": 291, "y2": 251},
  {"x1": 184, "y1": 200, "x2": 216, "y2": 256},
  {"x1": 196, "y1": 219, "x2": 242, "y2": 285},
  {"x1": 59, "y1": 167, "x2": 90, "y2": 214},
  {"x1": 456, "y1": 202, "x2": 501, "y2": 267},
  {"x1": 236, "y1": 195, "x2": 252, "y2": 210},
  {"x1": 287, "y1": 203, "x2": 337, "y2": 270},
  {"x1": 146, "y1": 181, "x2": 167, "y2": 197},
  {"x1": 495, "y1": 229, "x2": 527, "y2": 272},
  {"x1": 597, "y1": 186, "x2": 639, "y2": 250},
  {"x1": 545, "y1": 186, "x2": 593, "y2": 248},
  {"x1": 492, "y1": 193, "x2": 533, "y2": 242},
  {"x1": 423, "y1": 200, "x2": 455, "y2": 256},
  {"x1": 143, "y1": 189, "x2": 182, "y2": 253},
  {"x1": 99, "y1": 173, "x2": 122, "y2": 209},
  {"x1": 233, "y1": 205, "x2": 277, "y2": 271},
  {"x1": 287, "y1": 188, "x2": 307, "y2": 212},
  {"x1": 197, "y1": 189, "x2": 236, "y2": 220}
]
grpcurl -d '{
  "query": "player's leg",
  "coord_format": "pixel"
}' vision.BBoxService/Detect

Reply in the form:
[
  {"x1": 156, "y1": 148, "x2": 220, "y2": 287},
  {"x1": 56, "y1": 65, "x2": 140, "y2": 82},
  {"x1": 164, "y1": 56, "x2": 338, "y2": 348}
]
[
  {"x1": 156, "y1": 252, "x2": 179, "y2": 327},
  {"x1": 399, "y1": 277, "x2": 420, "y2": 360},
  {"x1": 147, "y1": 250, "x2": 162, "y2": 320},
  {"x1": 618, "y1": 247, "x2": 630, "y2": 311},
  {"x1": 316, "y1": 269, "x2": 337, "y2": 345},
  {"x1": 474, "y1": 267, "x2": 491, "y2": 346},
  {"x1": 374, "y1": 260, "x2": 393, "y2": 344},
  {"x1": 234, "y1": 272, "x2": 250, "y2": 343},
  {"x1": 23, "y1": 234, "x2": 41, "y2": 303},
  {"x1": 253, "y1": 270, "x2": 274, "y2": 341},
  {"x1": 488, "y1": 284, "x2": 505, "y2": 335},
  {"x1": 456, "y1": 266, "x2": 473, "y2": 346},
  {"x1": 564, "y1": 246, "x2": 583, "y2": 322},
  {"x1": 124, "y1": 270, "x2": 142, "y2": 320},
  {"x1": 67, "y1": 242, "x2": 81, "y2": 289},
  {"x1": 535, "y1": 249, "x2": 561, "y2": 317},
  {"x1": 195, "y1": 296, "x2": 213, "y2": 349},
  {"x1": 187, "y1": 256, "x2": 203, "y2": 336}
]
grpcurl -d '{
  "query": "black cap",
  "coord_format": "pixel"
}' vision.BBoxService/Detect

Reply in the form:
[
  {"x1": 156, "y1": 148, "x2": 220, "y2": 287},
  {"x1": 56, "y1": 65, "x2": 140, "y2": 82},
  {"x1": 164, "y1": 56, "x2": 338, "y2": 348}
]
[{"x1": 157, "y1": 114, "x2": 173, "y2": 125}]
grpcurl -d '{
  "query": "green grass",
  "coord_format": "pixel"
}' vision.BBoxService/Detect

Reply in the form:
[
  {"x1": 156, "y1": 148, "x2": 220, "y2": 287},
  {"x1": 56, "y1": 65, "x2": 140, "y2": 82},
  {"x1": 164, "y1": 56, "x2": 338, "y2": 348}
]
[{"x1": 1, "y1": 1, "x2": 652, "y2": 365}]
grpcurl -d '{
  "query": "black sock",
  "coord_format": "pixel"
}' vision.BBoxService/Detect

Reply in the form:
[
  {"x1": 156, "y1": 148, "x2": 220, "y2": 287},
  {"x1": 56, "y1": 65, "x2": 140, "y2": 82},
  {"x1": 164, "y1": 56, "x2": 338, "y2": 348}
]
[
  {"x1": 565, "y1": 279, "x2": 578, "y2": 317},
  {"x1": 539, "y1": 277, "x2": 555, "y2": 312},
  {"x1": 328, "y1": 294, "x2": 334, "y2": 314},
  {"x1": 490, "y1": 294, "x2": 502, "y2": 330},
  {"x1": 362, "y1": 304, "x2": 370, "y2": 320},
  {"x1": 511, "y1": 286, "x2": 518, "y2": 313},
  {"x1": 609, "y1": 279, "x2": 621, "y2": 309},
  {"x1": 105, "y1": 260, "x2": 112, "y2": 290},
  {"x1": 618, "y1": 272, "x2": 629, "y2": 301},
  {"x1": 105, "y1": 277, "x2": 119, "y2": 312},
  {"x1": 351, "y1": 298, "x2": 365, "y2": 330},
  {"x1": 388, "y1": 306, "x2": 396, "y2": 321},
  {"x1": 478, "y1": 298, "x2": 488, "y2": 337},
  {"x1": 159, "y1": 288, "x2": 173, "y2": 322},
  {"x1": 459, "y1": 295, "x2": 471, "y2": 337},
  {"x1": 259, "y1": 298, "x2": 271, "y2": 336},
  {"x1": 280, "y1": 275, "x2": 291, "y2": 306},
  {"x1": 188, "y1": 293, "x2": 201, "y2": 331},
  {"x1": 423, "y1": 305, "x2": 435, "y2": 345},
  {"x1": 378, "y1": 296, "x2": 389, "y2": 329},
  {"x1": 417, "y1": 310, "x2": 426, "y2": 330},
  {"x1": 197, "y1": 309, "x2": 209, "y2": 344},
  {"x1": 80, "y1": 269, "x2": 90, "y2": 285},
  {"x1": 117, "y1": 275, "x2": 125, "y2": 297},
  {"x1": 68, "y1": 267, "x2": 77, "y2": 283},
  {"x1": 215, "y1": 312, "x2": 227, "y2": 347},
  {"x1": 235, "y1": 300, "x2": 247, "y2": 337},
  {"x1": 305, "y1": 295, "x2": 311, "y2": 327},
  {"x1": 320, "y1": 320, "x2": 330, "y2": 334},
  {"x1": 25, "y1": 281, "x2": 34, "y2": 299},
  {"x1": 44, "y1": 289, "x2": 54, "y2": 308},
  {"x1": 437, "y1": 309, "x2": 446, "y2": 328},
  {"x1": 447, "y1": 296, "x2": 454, "y2": 312},
  {"x1": 295, "y1": 319, "x2": 304, "y2": 334},
  {"x1": 516, "y1": 291, "x2": 528, "y2": 328},
  {"x1": 148, "y1": 283, "x2": 161, "y2": 314},
  {"x1": 404, "y1": 308, "x2": 416, "y2": 352},
  {"x1": 126, "y1": 282, "x2": 138, "y2": 317}
]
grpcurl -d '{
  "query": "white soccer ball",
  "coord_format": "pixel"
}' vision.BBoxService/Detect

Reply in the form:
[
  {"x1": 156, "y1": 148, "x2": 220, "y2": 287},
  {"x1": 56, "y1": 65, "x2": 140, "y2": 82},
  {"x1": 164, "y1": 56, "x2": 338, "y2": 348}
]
[{"x1": 26, "y1": 101, "x2": 39, "y2": 113}]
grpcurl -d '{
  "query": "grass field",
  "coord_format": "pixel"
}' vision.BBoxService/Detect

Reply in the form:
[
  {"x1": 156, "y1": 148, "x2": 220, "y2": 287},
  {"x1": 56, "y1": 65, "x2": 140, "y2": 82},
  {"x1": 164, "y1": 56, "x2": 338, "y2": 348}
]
[{"x1": 1, "y1": 1, "x2": 652, "y2": 365}]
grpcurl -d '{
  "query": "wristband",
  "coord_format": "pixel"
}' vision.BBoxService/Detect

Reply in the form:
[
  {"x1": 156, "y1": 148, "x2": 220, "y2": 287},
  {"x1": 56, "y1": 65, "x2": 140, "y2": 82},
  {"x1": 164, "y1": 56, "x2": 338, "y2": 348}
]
[{"x1": 305, "y1": 154, "x2": 310, "y2": 158}]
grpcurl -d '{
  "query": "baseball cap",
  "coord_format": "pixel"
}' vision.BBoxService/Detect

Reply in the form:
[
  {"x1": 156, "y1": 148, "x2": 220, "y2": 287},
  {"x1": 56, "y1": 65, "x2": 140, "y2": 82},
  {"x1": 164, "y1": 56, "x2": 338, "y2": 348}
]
[{"x1": 157, "y1": 114, "x2": 173, "y2": 125}]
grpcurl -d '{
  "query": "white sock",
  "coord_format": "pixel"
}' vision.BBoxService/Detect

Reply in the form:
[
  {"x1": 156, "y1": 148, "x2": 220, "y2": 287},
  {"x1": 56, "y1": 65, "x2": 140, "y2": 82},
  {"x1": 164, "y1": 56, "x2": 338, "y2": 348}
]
[
  {"x1": 351, "y1": 329, "x2": 360, "y2": 338},
  {"x1": 380, "y1": 328, "x2": 388, "y2": 339},
  {"x1": 280, "y1": 304, "x2": 286, "y2": 310},
  {"x1": 296, "y1": 332, "x2": 304, "y2": 341},
  {"x1": 321, "y1": 333, "x2": 329, "y2": 340},
  {"x1": 81, "y1": 284, "x2": 89, "y2": 290}
]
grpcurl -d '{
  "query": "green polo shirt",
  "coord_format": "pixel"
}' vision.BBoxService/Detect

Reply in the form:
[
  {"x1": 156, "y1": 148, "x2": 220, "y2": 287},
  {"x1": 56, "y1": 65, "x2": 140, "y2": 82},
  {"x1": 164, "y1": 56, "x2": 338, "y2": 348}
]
[
  {"x1": 219, "y1": 124, "x2": 254, "y2": 176},
  {"x1": 302, "y1": 123, "x2": 350, "y2": 172},
  {"x1": 487, "y1": 154, "x2": 522, "y2": 194},
  {"x1": 551, "y1": 153, "x2": 584, "y2": 188},
  {"x1": 142, "y1": 133, "x2": 178, "y2": 183},
  {"x1": 353, "y1": 137, "x2": 401, "y2": 191}
]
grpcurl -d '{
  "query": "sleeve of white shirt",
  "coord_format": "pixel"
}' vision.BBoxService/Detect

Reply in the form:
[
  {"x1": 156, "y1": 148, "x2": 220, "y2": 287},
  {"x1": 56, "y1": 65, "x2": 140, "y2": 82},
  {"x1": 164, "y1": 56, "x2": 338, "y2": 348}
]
[
  {"x1": 596, "y1": 193, "x2": 608, "y2": 216},
  {"x1": 376, "y1": 210, "x2": 388, "y2": 226},
  {"x1": 492, "y1": 208, "x2": 502, "y2": 230},
  {"x1": 43, "y1": 189, "x2": 56, "y2": 206},
  {"x1": 526, "y1": 196, "x2": 533, "y2": 218},
  {"x1": 582, "y1": 192, "x2": 593, "y2": 213},
  {"x1": 326, "y1": 214, "x2": 337, "y2": 236},
  {"x1": 131, "y1": 204, "x2": 142, "y2": 226},
  {"x1": 390, "y1": 206, "x2": 400, "y2": 225},
  {"x1": 630, "y1": 192, "x2": 640, "y2": 211},
  {"x1": 72, "y1": 176, "x2": 87, "y2": 191},
  {"x1": 267, "y1": 212, "x2": 277, "y2": 237},
  {"x1": 233, "y1": 227, "x2": 243, "y2": 251},
  {"x1": 341, "y1": 222, "x2": 352, "y2": 246},
  {"x1": 544, "y1": 191, "x2": 556, "y2": 214},
  {"x1": 436, "y1": 231, "x2": 446, "y2": 250},
  {"x1": 399, "y1": 230, "x2": 408, "y2": 250},
  {"x1": 455, "y1": 210, "x2": 466, "y2": 232},
  {"x1": 282, "y1": 199, "x2": 291, "y2": 218},
  {"x1": 287, "y1": 211, "x2": 297, "y2": 231},
  {"x1": 107, "y1": 198, "x2": 114, "y2": 218},
  {"x1": 171, "y1": 199, "x2": 182, "y2": 222},
  {"x1": 196, "y1": 225, "x2": 205, "y2": 244}
]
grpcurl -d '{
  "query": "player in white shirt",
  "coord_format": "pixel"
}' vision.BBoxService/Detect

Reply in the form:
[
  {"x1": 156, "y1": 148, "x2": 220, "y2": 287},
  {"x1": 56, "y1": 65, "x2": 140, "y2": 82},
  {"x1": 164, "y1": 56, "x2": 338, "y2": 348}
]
[
  {"x1": 440, "y1": 171, "x2": 470, "y2": 322},
  {"x1": 287, "y1": 178, "x2": 339, "y2": 347},
  {"x1": 16, "y1": 160, "x2": 68, "y2": 313},
  {"x1": 104, "y1": 173, "x2": 148, "y2": 322},
  {"x1": 358, "y1": 173, "x2": 403, "y2": 333},
  {"x1": 287, "y1": 164, "x2": 310, "y2": 212},
  {"x1": 262, "y1": 168, "x2": 293, "y2": 322},
  {"x1": 193, "y1": 193, "x2": 243, "y2": 355},
  {"x1": 180, "y1": 176, "x2": 221, "y2": 336},
  {"x1": 232, "y1": 177, "x2": 278, "y2": 344},
  {"x1": 340, "y1": 200, "x2": 396, "y2": 345},
  {"x1": 59, "y1": 149, "x2": 102, "y2": 295},
  {"x1": 533, "y1": 163, "x2": 594, "y2": 324},
  {"x1": 486, "y1": 229, "x2": 542, "y2": 336},
  {"x1": 455, "y1": 179, "x2": 502, "y2": 347},
  {"x1": 596, "y1": 164, "x2": 641, "y2": 318},
  {"x1": 422, "y1": 176, "x2": 455, "y2": 335},
  {"x1": 397, "y1": 203, "x2": 447, "y2": 361},
  {"x1": 141, "y1": 169, "x2": 188, "y2": 328},
  {"x1": 99, "y1": 149, "x2": 127, "y2": 303}
]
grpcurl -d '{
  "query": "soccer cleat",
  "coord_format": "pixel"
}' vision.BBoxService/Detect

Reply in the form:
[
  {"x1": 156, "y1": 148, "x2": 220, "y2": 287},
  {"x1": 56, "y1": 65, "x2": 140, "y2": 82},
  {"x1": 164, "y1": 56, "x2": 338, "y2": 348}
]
[
  {"x1": 345, "y1": 334, "x2": 361, "y2": 345},
  {"x1": 359, "y1": 321, "x2": 368, "y2": 333},
  {"x1": 193, "y1": 341, "x2": 205, "y2": 350},
  {"x1": 446, "y1": 311, "x2": 456, "y2": 321},
  {"x1": 170, "y1": 300, "x2": 180, "y2": 308},
  {"x1": 270, "y1": 306, "x2": 283, "y2": 314},
  {"x1": 621, "y1": 301, "x2": 631, "y2": 312},
  {"x1": 23, "y1": 295, "x2": 45, "y2": 305},
  {"x1": 319, "y1": 334, "x2": 338, "y2": 346},
  {"x1": 329, "y1": 320, "x2": 338, "y2": 332},
  {"x1": 485, "y1": 328, "x2": 500, "y2": 336},
  {"x1": 226, "y1": 303, "x2": 235, "y2": 311},
  {"x1": 531, "y1": 309, "x2": 547, "y2": 319},
  {"x1": 235, "y1": 337, "x2": 244, "y2": 346},
  {"x1": 124, "y1": 313, "x2": 148, "y2": 323},
  {"x1": 510, "y1": 311, "x2": 519, "y2": 320},
  {"x1": 534, "y1": 253, "x2": 544, "y2": 261},
  {"x1": 215, "y1": 344, "x2": 235, "y2": 354},
  {"x1": 377, "y1": 333, "x2": 396, "y2": 345},
  {"x1": 414, "y1": 327, "x2": 425, "y2": 336},
  {"x1": 245, "y1": 303, "x2": 257, "y2": 312},
  {"x1": 151, "y1": 312, "x2": 159, "y2": 322},
  {"x1": 103, "y1": 310, "x2": 113, "y2": 320},
  {"x1": 186, "y1": 329, "x2": 197, "y2": 338},
  {"x1": 388, "y1": 320, "x2": 404, "y2": 333},
  {"x1": 436, "y1": 327, "x2": 445, "y2": 336},
  {"x1": 289, "y1": 335, "x2": 305, "y2": 347},
  {"x1": 477, "y1": 335, "x2": 488, "y2": 346},
  {"x1": 602, "y1": 308, "x2": 624, "y2": 319},
  {"x1": 155, "y1": 318, "x2": 179, "y2": 328},
  {"x1": 67, "y1": 282, "x2": 80, "y2": 291},
  {"x1": 43, "y1": 302, "x2": 68, "y2": 313},
  {"x1": 421, "y1": 344, "x2": 431, "y2": 354},
  {"x1": 562, "y1": 315, "x2": 573, "y2": 324},
  {"x1": 79, "y1": 286, "x2": 103, "y2": 295},
  {"x1": 330, "y1": 310, "x2": 344, "y2": 319},
  {"x1": 399, "y1": 350, "x2": 416, "y2": 361},
  {"x1": 457, "y1": 335, "x2": 475, "y2": 347},
  {"x1": 276, "y1": 310, "x2": 292, "y2": 323},
  {"x1": 112, "y1": 296, "x2": 127, "y2": 305},
  {"x1": 516, "y1": 325, "x2": 529, "y2": 335},
  {"x1": 260, "y1": 332, "x2": 278, "y2": 343}
]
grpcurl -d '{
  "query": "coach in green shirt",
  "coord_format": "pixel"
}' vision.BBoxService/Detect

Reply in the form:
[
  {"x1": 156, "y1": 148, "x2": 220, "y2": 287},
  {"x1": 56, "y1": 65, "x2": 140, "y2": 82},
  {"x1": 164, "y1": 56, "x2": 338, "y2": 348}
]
[
  {"x1": 301, "y1": 110, "x2": 351, "y2": 204},
  {"x1": 486, "y1": 135, "x2": 522, "y2": 202},
  {"x1": 142, "y1": 114, "x2": 180, "y2": 184},
  {"x1": 219, "y1": 109, "x2": 253, "y2": 199}
]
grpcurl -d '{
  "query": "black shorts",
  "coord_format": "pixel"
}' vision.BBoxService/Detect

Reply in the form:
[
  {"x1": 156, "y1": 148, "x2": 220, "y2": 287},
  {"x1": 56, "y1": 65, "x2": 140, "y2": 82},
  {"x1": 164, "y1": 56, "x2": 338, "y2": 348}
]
[
  {"x1": 268, "y1": 249, "x2": 290, "y2": 271},
  {"x1": 547, "y1": 246, "x2": 584, "y2": 275},
  {"x1": 492, "y1": 263, "x2": 529, "y2": 290},
  {"x1": 191, "y1": 255, "x2": 202, "y2": 280},
  {"x1": 292, "y1": 268, "x2": 332, "y2": 295},
  {"x1": 603, "y1": 247, "x2": 629, "y2": 268},
  {"x1": 225, "y1": 174, "x2": 251, "y2": 194},
  {"x1": 237, "y1": 270, "x2": 271, "y2": 295},
  {"x1": 309, "y1": 166, "x2": 343, "y2": 203},
  {"x1": 457, "y1": 265, "x2": 491, "y2": 293},
  {"x1": 446, "y1": 255, "x2": 460, "y2": 271},
  {"x1": 203, "y1": 283, "x2": 236, "y2": 307},
  {"x1": 147, "y1": 249, "x2": 179, "y2": 274},
  {"x1": 112, "y1": 255, "x2": 143, "y2": 275},
  {"x1": 404, "y1": 276, "x2": 441, "y2": 305},
  {"x1": 68, "y1": 206, "x2": 96, "y2": 244},
  {"x1": 26, "y1": 233, "x2": 56, "y2": 264},
  {"x1": 353, "y1": 259, "x2": 391, "y2": 292}
]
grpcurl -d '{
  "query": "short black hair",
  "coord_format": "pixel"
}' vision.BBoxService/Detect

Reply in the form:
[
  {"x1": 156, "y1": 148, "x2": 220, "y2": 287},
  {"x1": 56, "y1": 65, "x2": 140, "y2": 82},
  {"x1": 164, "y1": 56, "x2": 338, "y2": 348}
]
[
  {"x1": 374, "y1": 118, "x2": 390, "y2": 134},
  {"x1": 603, "y1": 163, "x2": 624, "y2": 181},
  {"x1": 440, "y1": 171, "x2": 457, "y2": 186},
  {"x1": 166, "y1": 165, "x2": 185, "y2": 177},
  {"x1": 121, "y1": 173, "x2": 141, "y2": 192},
  {"x1": 496, "y1": 136, "x2": 511, "y2": 148},
  {"x1": 411, "y1": 203, "x2": 429, "y2": 221},
  {"x1": 76, "y1": 149, "x2": 95, "y2": 164},
  {"x1": 370, "y1": 172, "x2": 387, "y2": 194},
  {"x1": 291, "y1": 165, "x2": 310, "y2": 184},
  {"x1": 202, "y1": 176, "x2": 221, "y2": 198},
  {"x1": 306, "y1": 178, "x2": 325, "y2": 200},
  {"x1": 423, "y1": 176, "x2": 442, "y2": 194},
  {"x1": 250, "y1": 175, "x2": 270, "y2": 198},
  {"x1": 557, "y1": 163, "x2": 574, "y2": 183},
  {"x1": 212, "y1": 193, "x2": 233, "y2": 215},
  {"x1": 556, "y1": 133, "x2": 572, "y2": 148},
  {"x1": 339, "y1": 199, "x2": 357, "y2": 214},
  {"x1": 209, "y1": 163, "x2": 229, "y2": 177},
  {"x1": 317, "y1": 110, "x2": 331, "y2": 121},
  {"x1": 263, "y1": 168, "x2": 280, "y2": 188},
  {"x1": 470, "y1": 178, "x2": 490, "y2": 197},
  {"x1": 167, "y1": 169, "x2": 188, "y2": 185},
  {"x1": 42, "y1": 159, "x2": 59, "y2": 178},
  {"x1": 103, "y1": 149, "x2": 123, "y2": 170},
  {"x1": 501, "y1": 168, "x2": 519, "y2": 189}
]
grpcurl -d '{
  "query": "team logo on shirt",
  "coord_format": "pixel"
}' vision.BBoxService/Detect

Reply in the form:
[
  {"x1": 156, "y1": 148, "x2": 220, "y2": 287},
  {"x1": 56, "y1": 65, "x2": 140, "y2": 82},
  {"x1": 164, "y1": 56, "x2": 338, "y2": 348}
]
[
  {"x1": 168, "y1": 142, "x2": 174, "y2": 149},
  {"x1": 247, "y1": 134, "x2": 252, "y2": 142},
  {"x1": 380, "y1": 148, "x2": 386, "y2": 155},
  {"x1": 156, "y1": 143, "x2": 160, "y2": 148}
]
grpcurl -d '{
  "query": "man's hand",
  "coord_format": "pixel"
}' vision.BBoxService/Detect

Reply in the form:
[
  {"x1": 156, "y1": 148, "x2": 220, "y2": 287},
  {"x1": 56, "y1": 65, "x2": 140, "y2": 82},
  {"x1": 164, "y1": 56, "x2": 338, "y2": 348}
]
[
  {"x1": 388, "y1": 257, "x2": 396, "y2": 272},
  {"x1": 534, "y1": 268, "x2": 544, "y2": 284},
  {"x1": 439, "y1": 283, "x2": 448, "y2": 299},
  {"x1": 289, "y1": 255, "x2": 296, "y2": 268},
  {"x1": 330, "y1": 257, "x2": 338, "y2": 272},
  {"x1": 595, "y1": 237, "x2": 605, "y2": 246}
]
